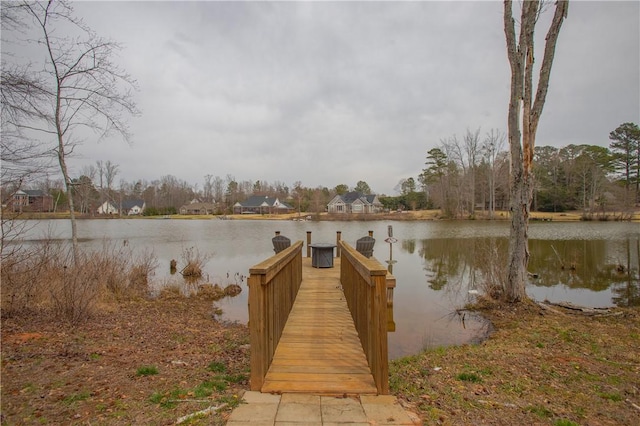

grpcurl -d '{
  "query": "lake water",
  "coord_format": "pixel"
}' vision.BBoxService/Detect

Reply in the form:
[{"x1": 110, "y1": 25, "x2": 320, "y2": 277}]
[{"x1": 16, "y1": 219, "x2": 640, "y2": 359}]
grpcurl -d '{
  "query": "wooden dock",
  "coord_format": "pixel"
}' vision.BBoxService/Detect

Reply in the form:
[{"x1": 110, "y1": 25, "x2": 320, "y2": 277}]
[{"x1": 261, "y1": 257, "x2": 378, "y2": 395}]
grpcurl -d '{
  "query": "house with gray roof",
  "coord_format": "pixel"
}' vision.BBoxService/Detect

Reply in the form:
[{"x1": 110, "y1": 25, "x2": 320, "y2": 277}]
[
  {"x1": 9, "y1": 189, "x2": 54, "y2": 212},
  {"x1": 233, "y1": 195, "x2": 294, "y2": 215},
  {"x1": 179, "y1": 202, "x2": 216, "y2": 215},
  {"x1": 327, "y1": 191, "x2": 383, "y2": 214},
  {"x1": 97, "y1": 199, "x2": 145, "y2": 215}
]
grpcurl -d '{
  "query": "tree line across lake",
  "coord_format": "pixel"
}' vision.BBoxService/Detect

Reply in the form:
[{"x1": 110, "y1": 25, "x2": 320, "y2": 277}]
[
  {"x1": 6, "y1": 122, "x2": 638, "y2": 219},
  {"x1": 418, "y1": 123, "x2": 639, "y2": 218}
]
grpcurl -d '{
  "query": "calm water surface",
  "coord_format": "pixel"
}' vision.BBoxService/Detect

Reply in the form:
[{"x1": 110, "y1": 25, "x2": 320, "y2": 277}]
[{"x1": 19, "y1": 219, "x2": 640, "y2": 359}]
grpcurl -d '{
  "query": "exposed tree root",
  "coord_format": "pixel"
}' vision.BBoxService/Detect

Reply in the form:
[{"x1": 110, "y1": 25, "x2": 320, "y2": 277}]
[{"x1": 537, "y1": 300, "x2": 623, "y2": 317}]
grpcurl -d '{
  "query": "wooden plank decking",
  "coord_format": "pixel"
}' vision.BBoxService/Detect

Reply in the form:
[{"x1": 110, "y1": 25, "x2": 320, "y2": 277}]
[{"x1": 261, "y1": 257, "x2": 378, "y2": 395}]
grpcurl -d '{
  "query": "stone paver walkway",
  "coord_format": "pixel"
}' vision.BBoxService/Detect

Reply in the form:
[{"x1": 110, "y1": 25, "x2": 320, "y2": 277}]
[{"x1": 226, "y1": 391, "x2": 421, "y2": 425}]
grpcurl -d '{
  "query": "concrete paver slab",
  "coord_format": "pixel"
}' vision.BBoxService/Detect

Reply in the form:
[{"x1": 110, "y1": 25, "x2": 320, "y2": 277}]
[
  {"x1": 360, "y1": 395, "x2": 398, "y2": 405},
  {"x1": 226, "y1": 422, "x2": 274, "y2": 426},
  {"x1": 320, "y1": 396, "x2": 361, "y2": 406},
  {"x1": 275, "y1": 423, "x2": 323, "y2": 426},
  {"x1": 276, "y1": 401, "x2": 322, "y2": 422},
  {"x1": 281, "y1": 394, "x2": 321, "y2": 404},
  {"x1": 320, "y1": 397, "x2": 367, "y2": 423},
  {"x1": 360, "y1": 395, "x2": 422, "y2": 425},
  {"x1": 243, "y1": 391, "x2": 282, "y2": 404},
  {"x1": 226, "y1": 402, "x2": 278, "y2": 422},
  {"x1": 321, "y1": 424, "x2": 370, "y2": 426},
  {"x1": 227, "y1": 392, "x2": 421, "y2": 425},
  {"x1": 360, "y1": 401, "x2": 415, "y2": 425}
]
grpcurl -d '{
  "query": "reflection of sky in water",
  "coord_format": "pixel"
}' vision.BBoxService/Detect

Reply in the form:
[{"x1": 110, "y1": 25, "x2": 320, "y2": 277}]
[
  {"x1": 528, "y1": 285, "x2": 617, "y2": 308},
  {"x1": 16, "y1": 220, "x2": 639, "y2": 359}
]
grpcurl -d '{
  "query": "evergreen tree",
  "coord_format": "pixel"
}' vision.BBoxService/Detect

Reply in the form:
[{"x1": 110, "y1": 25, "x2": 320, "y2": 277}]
[{"x1": 609, "y1": 122, "x2": 640, "y2": 205}]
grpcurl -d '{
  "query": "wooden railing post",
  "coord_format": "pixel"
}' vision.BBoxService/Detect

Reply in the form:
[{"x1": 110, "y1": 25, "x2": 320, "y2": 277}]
[
  {"x1": 338, "y1": 241, "x2": 389, "y2": 394},
  {"x1": 248, "y1": 272, "x2": 267, "y2": 390},
  {"x1": 306, "y1": 231, "x2": 311, "y2": 257},
  {"x1": 370, "y1": 273, "x2": 389, "y2": 394},
  {"x1": 249, "y1": 241, "x2": 303, "y2": 391},
  {"x1": 336, "y1": 231, "x2": 342, "y2": 257}
]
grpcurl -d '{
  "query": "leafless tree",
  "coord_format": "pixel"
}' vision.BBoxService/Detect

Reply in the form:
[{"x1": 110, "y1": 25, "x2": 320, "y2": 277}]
[
  {"x1": 212, "y1": 176, "x2": 225, "y2": 208},
  {"x1": 1, "y1": 4, "x2": 51, "y2": 188},
  {"x1": 104, "y1": 160, "x2": 119, "y2": 202},
  {"x1": 96, "y1": 160, "x2": 105, "y2": 209},
  {"x1": 463, "y1": 128, "x2": 481, "y2": 215},
  {"x1": 75, "y1": 165, "x2": 97, "y2": 215},
  {"x1": 503, "y1": 0, "x2": 569, "y2": 301},
  {"x1": 7, "y1": 1, "x2": 139, "y2": 262},
  {"x1": 441, "y1": 129, "x2": 480, "y2": 217},
  {"x1": 0, "y1": 67, "x2": 53, "y2": 255},
  {"x1": 1, "y1": 67, "x2": 53, "y2": 187},
  {"x1": 203, "y1": 174, "x2": 214, "y2": 203},
  {"x1": 1, "y1": 4, "x2": 53, "y2": 260},
  {"x1": 440, "y1": 136, "x2": 465, "y2": 217},
  {"x1": 482, "y1": 129, "x2": 506, "y2": 219}
]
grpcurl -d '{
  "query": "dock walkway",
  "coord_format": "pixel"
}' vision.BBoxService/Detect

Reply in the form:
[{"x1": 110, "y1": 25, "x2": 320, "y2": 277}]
[
  {"x1": 261, "y1": 257, "x2": 377, "y2": 395},
  {"x1": 228, "y1": 255, "x2": 420, "y2": 424}
]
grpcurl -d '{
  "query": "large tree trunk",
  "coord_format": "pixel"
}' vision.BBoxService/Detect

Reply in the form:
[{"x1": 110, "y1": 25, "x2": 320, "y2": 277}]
[
  {"x1": 506, "y1": 151, "x2": 531, "y2": 301},
  {"x1": 503, "y1": 0, "x2": 569, "y2": 302}
]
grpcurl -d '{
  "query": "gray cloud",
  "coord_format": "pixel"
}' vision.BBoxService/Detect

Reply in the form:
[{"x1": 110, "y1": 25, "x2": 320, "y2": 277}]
[{"x1": 7, "y1": 1, "x2": 638, "y2": 195}]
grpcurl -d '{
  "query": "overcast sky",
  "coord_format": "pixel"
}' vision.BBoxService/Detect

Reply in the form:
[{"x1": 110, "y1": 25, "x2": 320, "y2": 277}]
[{"x1": 7, "y1": 1, "x2": 640, "y2": 195}]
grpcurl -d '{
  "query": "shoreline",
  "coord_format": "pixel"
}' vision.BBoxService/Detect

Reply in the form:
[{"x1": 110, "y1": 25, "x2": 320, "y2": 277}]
[{"x1": 5, "y1": 209, "x2": 640, "y2": 222}]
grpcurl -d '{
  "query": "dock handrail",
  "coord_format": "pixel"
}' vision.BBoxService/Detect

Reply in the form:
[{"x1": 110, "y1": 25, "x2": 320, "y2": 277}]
[
  {"x1": 339, "y1": 241, "x2": 390, "y2": 394},
  {"x1": 248, "y1": 240, "x2": 303, "y2": 390}
]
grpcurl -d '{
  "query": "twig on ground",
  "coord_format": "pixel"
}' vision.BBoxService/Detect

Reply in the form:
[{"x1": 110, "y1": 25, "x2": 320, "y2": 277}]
[
  {"x1": 175, "y1": 403, "x2": 227, "y2": 424},
  {"x1": 627, "y1": 399, "x2": 640, "y2": 412},
  {"x1": 477, "y1": 399, "x2": 518, "y2": 408}
]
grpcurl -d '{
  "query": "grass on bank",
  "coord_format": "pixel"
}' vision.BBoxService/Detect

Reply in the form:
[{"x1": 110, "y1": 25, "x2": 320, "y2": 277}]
[
  {"x1": 136, "y1": 366, "x2": 159, "y2": 376},
  {"x1": 390, "y1": 300, "x2": 640, "y2": 425}
]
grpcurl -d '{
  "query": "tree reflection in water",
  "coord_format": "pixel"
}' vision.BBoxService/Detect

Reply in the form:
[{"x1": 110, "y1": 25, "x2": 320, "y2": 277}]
[{"x1": 415, "y1": 236, "x2": 639, "y2": 307}]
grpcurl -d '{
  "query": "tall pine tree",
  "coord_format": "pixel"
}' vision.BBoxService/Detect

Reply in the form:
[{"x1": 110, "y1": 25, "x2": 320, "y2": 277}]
[{"x1": 609, "y1": 122, "x2": 640, "y2": 205}]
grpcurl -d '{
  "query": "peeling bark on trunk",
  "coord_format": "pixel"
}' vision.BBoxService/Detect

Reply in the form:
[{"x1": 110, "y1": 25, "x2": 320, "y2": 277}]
[{"x1": 506, "y1": 156, "x2": 531, "y2": 302}]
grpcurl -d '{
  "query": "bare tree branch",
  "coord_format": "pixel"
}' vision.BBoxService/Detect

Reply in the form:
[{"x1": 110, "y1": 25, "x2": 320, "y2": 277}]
[{"x1": 2, "y1": 0, "x2": 139, "y2": 263}]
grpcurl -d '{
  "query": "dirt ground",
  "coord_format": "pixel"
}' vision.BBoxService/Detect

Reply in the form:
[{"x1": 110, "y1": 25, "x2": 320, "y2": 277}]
[
  {"x1": 1, "y1": 298, "x2": 249, "y2": 425},
  {"x1": 2, "y1": 298, "x2": 639, "y2": 425}
]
